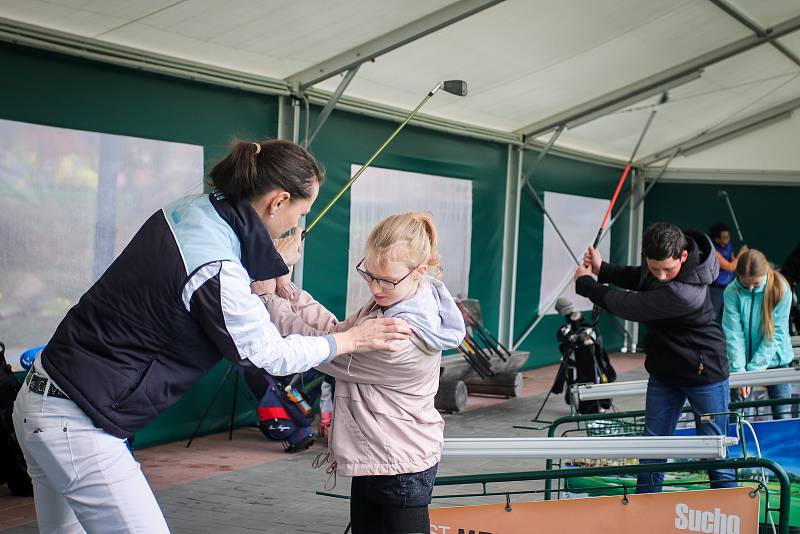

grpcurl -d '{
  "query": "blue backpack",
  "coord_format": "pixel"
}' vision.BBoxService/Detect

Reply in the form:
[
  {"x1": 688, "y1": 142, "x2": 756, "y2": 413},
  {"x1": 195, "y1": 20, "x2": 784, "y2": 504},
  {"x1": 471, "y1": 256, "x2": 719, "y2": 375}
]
[{"x1": 244, "y1": 368, "x2": 324, "y2": 452}]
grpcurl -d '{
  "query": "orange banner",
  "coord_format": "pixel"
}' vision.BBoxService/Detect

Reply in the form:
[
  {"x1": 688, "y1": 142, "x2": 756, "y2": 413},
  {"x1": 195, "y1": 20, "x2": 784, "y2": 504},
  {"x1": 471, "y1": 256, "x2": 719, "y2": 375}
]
[{"x1": 430, "y1": 487, "x2": 759, "y2": 534}]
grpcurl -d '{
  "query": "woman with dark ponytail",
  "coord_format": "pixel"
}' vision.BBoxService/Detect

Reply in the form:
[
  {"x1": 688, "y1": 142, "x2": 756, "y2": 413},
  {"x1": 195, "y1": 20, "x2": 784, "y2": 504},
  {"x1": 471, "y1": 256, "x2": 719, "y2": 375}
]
[
  {"x1": 12, "y1": 139, "x2": 411, "y2": 533},
  {"x1": 722, "y1": 249, "x2": 794, "y2": 418}
]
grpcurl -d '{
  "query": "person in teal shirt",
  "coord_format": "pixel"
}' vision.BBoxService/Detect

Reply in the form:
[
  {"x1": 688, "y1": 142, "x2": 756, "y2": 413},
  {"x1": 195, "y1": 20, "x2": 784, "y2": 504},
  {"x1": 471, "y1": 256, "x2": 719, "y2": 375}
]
[{"x1": 722, "y1": 249, "x2": 794, "y2": 419}]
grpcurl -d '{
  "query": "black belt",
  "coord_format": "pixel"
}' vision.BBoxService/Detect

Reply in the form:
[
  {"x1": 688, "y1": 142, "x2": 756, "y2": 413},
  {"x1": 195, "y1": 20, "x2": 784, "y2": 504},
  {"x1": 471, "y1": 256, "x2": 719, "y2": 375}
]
[{"x1": 25, "y1": 368, "x2": 70, "y2": 400}]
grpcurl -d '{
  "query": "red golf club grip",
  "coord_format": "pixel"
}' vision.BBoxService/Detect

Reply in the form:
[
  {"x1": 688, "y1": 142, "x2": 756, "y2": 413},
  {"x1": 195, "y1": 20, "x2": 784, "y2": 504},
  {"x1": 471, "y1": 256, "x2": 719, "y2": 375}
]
[{"x1": 592, "y1": 163, "x2": 632, "y2": 249}]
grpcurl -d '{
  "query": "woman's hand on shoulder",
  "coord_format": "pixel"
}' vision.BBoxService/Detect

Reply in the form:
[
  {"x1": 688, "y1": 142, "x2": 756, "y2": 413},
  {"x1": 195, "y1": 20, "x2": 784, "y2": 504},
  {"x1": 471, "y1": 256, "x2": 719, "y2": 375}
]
[{"x1": 333, "y1": 318, "x2": 412, "y2": 354}]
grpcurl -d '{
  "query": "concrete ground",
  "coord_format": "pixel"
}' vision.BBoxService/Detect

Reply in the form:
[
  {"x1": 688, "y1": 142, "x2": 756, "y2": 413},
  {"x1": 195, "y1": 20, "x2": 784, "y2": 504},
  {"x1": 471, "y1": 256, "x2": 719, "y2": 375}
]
[{"x1": 1, "y1": 354, "x2": 648, "y2": 534}]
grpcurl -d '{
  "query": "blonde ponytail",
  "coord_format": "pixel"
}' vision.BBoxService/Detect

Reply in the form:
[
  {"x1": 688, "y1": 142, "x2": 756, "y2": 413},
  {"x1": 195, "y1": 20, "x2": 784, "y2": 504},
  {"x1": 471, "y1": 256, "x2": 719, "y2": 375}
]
[
  {"x1": 763, "y1": 267, "x2": 787, "y2": 340},
  {"x1": 415, "y1": 212, "x2": 442, "y2": 273}
]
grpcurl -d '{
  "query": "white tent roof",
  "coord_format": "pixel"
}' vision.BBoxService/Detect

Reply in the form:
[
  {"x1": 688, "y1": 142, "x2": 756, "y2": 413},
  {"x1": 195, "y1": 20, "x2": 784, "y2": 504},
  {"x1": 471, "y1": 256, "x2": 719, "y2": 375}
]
[{"x1": 3, "y1": 0, "x2": 800, "y2": 180}]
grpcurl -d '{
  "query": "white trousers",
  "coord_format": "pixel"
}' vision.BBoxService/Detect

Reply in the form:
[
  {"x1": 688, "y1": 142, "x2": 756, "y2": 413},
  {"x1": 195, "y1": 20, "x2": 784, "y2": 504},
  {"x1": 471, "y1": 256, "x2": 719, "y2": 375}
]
[{"x1": 12, "y1": 360, "x2": 170, "y2": 534}]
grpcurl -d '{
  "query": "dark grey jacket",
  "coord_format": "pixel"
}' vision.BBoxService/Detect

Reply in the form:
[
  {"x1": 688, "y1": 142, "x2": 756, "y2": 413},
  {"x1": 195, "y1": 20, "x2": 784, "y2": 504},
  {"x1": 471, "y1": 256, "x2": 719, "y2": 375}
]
[{"x1": 576, "y1": 231, "x2": 728, "y2": 385}]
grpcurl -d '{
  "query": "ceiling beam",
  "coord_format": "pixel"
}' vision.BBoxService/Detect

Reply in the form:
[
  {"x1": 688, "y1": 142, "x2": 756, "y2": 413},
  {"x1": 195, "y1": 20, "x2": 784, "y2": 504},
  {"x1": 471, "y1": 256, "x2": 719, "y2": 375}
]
[
  {"x1": 564, "y1": 72, "x2": 701, "y2": 131},
  {"x1": 0, "y1": 17, "x2": 292, "y2": 95},
  {"x1": 642, "y1": 168, "x2": 800, "y2": 186},
  {"x1": 517, "y1": 13, "x2": 800, "y2": 139},
  {"x1": 707, "y1": 0, "x2": 800, "y2": 68},
  {"x1": 305, "y1": 65, "x2": 360, "y2": 146},
  {"x1": 286, "y1": 0, "x2": 505, "y2": 91},
  {"x1": 521, "y1": 71, "x2": 702, "y2": 142},
  {"x1": 637, "y1": 96, "x2": 800, "y2": 166}
]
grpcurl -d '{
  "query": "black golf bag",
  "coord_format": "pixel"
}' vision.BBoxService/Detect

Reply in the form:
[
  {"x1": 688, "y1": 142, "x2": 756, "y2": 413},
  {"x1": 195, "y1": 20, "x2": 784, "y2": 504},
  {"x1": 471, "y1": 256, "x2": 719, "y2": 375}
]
[
  {"x1": 0, "y1": 342, "x2": 33, "y2": 496},
  {"x1": 551, "y1": 311, "x2": 617, "y2": 414}
]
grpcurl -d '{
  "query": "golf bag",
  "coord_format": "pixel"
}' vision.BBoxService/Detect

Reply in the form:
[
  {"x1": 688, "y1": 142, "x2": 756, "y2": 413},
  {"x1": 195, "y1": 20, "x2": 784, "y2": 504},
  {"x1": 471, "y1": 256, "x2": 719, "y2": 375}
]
[
  {"x1": 242, "y1": 367, "x2": 322, "y2": 452},
  {"x1": 551, "y1": 303, "x2": 617, "y2": 414},
  {"x1": 0, "y1": 342, "x2": 33, "y2": 496}
]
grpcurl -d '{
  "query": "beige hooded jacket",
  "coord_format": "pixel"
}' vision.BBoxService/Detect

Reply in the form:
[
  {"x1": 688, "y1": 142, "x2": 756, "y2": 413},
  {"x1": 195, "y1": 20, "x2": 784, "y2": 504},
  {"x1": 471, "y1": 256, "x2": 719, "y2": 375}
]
[{"x1": 262, "y1": 277, "x2": 465, "y2": 478}]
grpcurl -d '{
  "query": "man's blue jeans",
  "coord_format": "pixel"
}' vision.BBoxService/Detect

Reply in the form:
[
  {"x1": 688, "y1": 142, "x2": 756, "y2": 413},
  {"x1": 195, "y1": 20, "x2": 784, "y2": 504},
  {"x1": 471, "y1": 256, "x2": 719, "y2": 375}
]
[
  {"x1": 766, "y1": 383, "x2": 794, "y2": 419},
  {"x1": 636, "y1": 376, "x2": 737, "y2": 493}
]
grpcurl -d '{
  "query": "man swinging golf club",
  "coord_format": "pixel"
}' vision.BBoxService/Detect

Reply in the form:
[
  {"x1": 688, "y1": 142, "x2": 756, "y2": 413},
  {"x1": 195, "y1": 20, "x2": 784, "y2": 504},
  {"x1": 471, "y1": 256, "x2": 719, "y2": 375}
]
[{"x1": 573, "y1": 222, "x2": 735, "y2": 493}]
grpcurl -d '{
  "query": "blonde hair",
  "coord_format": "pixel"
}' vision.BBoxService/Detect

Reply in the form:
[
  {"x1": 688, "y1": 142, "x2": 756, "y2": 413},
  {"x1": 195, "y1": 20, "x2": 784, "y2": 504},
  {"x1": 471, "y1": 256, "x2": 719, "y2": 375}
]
[
  {"x1": 364, "y1": 212, "x2": 442, "y2": 275},
  {"x1": 735, "y1": 249, "x2": 786, "y2": 340}
]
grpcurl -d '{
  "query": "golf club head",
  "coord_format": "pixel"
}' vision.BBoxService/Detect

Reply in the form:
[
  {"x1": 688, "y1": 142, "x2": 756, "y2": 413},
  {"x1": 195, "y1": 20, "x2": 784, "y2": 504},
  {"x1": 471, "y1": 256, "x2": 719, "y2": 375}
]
[
  {"x1": 717, "y1": 190, "x2": 729, "y2": 198},
  {"x1": 442, "y1": 80, "x2": 468, "y2": 96}
]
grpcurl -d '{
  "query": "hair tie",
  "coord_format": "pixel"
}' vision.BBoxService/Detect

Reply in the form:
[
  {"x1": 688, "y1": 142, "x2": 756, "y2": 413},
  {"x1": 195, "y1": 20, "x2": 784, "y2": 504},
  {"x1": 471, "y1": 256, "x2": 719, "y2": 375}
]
[{"x1": 253, "y1": 142, "x2": 261, "y2": 154}]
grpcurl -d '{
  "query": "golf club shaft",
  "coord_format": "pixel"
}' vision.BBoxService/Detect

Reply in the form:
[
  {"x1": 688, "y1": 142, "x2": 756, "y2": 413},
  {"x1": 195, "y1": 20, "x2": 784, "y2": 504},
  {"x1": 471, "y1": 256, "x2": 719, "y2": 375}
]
[
  {"x1": 466, "y1": 315, "x2": 510, "y2": 361},
  {"x1": 590, "y1": 101, "x2": 661, "y2": 249},
  {"x1": 470, "y1": 327, "x2": 503, "y2": 359},
  {"x1": 591, "y1": 163, "x2": 631, "y2": 249},
  {"x1": 722, "y1": 194, "x2": 745, "y2": 243},
  {"x1": 457, "y1": 303, "x2": 512, "y2": 358},
  {"x1": 458, "y1": 345, "x2": 492, "y2": 378},
  {"x1": 303, "y1": 87, "x2": 439, "y2": 238},
  {"x1": 457, "y1": 347, "x2": 483, "y2": 376},
  {"x1": 474, "y1": 327, "x2": 508, "y2": 361},
  {"x1": 463, "y1": 336, "x2": 491, "y2": 363}
]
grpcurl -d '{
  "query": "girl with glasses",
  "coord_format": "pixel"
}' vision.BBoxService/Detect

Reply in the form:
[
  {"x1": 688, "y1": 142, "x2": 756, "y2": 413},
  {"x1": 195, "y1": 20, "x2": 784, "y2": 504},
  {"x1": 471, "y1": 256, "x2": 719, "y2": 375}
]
[
  {"x1": 258, "y1": 212, "x2": 465, "y2": 534},
  {"x1": 722, "y1": 249, "x2": 794, "y2": 418}
]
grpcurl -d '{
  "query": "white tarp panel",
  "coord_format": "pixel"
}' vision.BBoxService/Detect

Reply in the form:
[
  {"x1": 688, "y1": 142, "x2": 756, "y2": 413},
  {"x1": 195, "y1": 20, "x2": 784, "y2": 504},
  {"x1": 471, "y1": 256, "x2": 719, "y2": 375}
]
[
  {"x1": 321, "y1": 0, "x2": 749, "y2": 132},
  {"x1": 538, "y1": 191, "x2": 610, "y2": 315},
  {"x1": 346, "y1": 165, "x2": 472, "y2": 316},
  {"x1": 671, "y1": 111, "x2": 800, "y2": 172},
  {"x1": 0, "y1": 118, "x2": 203, "y2": 370},
  {"x1": 0, "y1": 0, "x2": 456, "y2": 79}
]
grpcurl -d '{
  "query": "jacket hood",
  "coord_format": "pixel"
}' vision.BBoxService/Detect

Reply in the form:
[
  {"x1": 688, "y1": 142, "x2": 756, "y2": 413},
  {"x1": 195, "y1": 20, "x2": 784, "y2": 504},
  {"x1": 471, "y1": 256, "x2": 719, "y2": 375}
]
[
  {"x1": 675, "y1": 230, "x2": 719, "y2": 286},
  {"x1": 384, "y1": 277, "x2": 466, "y2": 351}
]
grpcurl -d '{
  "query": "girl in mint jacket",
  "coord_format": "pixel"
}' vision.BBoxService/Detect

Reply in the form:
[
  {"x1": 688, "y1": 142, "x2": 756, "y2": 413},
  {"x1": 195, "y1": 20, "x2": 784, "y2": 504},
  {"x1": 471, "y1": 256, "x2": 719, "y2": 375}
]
[{"x1": 722, "y1": 249, "x2": 794, "y2": 418}]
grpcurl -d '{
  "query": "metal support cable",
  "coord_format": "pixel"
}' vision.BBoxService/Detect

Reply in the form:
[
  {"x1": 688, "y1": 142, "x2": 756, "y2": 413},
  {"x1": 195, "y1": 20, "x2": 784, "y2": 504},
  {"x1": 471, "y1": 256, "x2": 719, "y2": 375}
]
[{"x1": 512, "y1": 151, "x2": 677, "y2": 350}]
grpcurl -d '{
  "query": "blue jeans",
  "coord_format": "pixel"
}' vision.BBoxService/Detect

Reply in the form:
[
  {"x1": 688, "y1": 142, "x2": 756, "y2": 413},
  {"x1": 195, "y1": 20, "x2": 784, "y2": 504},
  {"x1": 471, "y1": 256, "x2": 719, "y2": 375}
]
[
  {"x1": 732, "y1": 364, "x2": 795, "y2": 419},
  {"x1": 766, "y1": 383, "x2": 793, "y2": 419},
  {"x1": 636, "y1": 376, "x2": 736, "y2": 493},
  {"x1": 767, "y1": 364, "x2": 794, "y2": 419}
]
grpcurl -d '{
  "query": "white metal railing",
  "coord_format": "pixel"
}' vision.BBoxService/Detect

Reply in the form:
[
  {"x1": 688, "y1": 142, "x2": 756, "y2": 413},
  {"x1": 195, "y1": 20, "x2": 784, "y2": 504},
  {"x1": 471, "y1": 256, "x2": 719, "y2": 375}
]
[
  {"x1": 575, "y1": 366, "x2": 800, "y2": 402},
  {"x1": 442, "y1": 436, "x2": 736, "y2": 459}
]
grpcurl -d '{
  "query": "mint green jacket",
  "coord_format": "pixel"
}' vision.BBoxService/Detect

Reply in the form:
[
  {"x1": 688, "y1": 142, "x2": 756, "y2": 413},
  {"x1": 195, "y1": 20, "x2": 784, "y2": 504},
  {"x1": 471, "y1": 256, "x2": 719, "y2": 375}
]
[{"x1": 722, "y1": 276, "x2": 793, "y2": 373}]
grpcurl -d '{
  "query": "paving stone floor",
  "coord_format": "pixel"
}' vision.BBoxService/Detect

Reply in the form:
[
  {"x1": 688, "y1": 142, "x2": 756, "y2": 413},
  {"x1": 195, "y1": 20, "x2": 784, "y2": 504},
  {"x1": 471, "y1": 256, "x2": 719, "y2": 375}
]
[{"x1": 1, "y1": 356, "x2": 649, "y2": 533}]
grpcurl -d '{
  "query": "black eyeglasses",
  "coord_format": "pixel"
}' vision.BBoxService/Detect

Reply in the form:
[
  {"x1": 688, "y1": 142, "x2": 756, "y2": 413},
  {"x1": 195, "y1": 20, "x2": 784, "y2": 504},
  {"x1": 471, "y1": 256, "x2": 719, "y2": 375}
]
[{"x1": 355, "y1": 258, "x2": 415, "y2": 290}]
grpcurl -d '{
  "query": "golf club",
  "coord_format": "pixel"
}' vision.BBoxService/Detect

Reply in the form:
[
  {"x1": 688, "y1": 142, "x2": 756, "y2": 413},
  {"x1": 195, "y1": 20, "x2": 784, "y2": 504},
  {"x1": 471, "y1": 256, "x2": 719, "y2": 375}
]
[
  {"x1": 718, "y1": 190, "x2": 745, "y2": 244},
  {"x1": 302, "y1": 80, "x2": 468, "y2": 239},
  {"x1": 591, "y1": 93, "x2": 668, "y2": 249}
]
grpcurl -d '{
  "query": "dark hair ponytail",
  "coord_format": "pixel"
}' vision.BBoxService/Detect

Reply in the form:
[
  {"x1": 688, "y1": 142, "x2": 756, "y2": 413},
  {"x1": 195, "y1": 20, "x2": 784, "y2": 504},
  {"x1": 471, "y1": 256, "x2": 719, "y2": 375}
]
[{"x1": 209, "y1": 139, "x2": 324, "y2": 202}]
